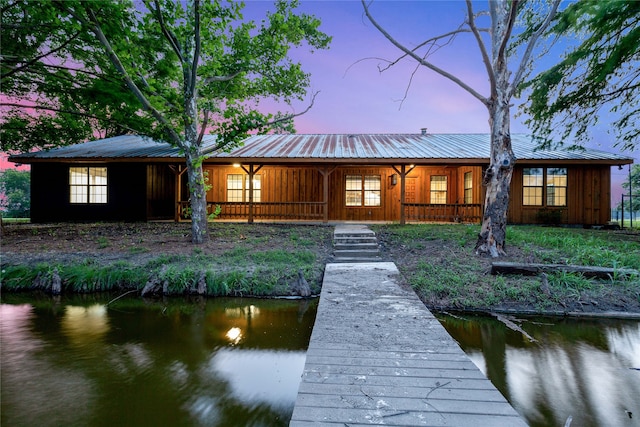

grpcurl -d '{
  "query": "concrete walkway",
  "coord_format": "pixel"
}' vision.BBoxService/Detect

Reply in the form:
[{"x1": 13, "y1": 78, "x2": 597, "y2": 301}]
[{"x1": 290, "y1": 261, "x2": 526, "y2": 426}]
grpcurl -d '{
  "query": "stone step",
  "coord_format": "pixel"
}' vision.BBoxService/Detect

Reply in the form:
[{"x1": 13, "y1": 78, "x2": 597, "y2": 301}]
[
  {"x1": 334, "y1": 231, "x2": 376, "y2": 238},
  {"x1": 334, "y1": 242, "x2": 379, "y2": 251},
  {"x1": 334, "y1": 236, "x2": 378, "y2": 245},
  {"x1": 332, "y1": 225, "x2": 382, "y2": 263},
  {"x1": 332, "y1": 256, "x2": 382, "y2": 263},
  {"x1": 334, "y1": 249, "x2": 380, "y2": 258}
]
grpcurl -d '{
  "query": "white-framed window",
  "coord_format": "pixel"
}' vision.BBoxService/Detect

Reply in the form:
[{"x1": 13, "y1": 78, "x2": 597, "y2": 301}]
[
  {"x1": 464, "y1": 172, "x2": 473, "y2": 204},
  {"x1": 345, "y1": 175, "x2": 381, "y2": 207},
  {"x1": 70, "y1": 167, "x2": 107, "y2": 204},
  {"x1": 523, "y1": 168, "x2": 543, "y2": 206},
  {"x1": 523, "y1": 167, "x2": 567, "y2": 207},
  {"x1": 226, "y1": 174, "x2": 261, "y2": 202},
  {"x1": 430, "y1": 175, "x2": 447, "y2": 204},
  {"x1": 546, "y1": 168, "x2": 567, "y2": 207}
]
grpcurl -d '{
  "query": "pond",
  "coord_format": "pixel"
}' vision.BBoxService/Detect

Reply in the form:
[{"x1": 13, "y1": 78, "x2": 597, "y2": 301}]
[
  {"x1": 437, "y1": 313, "x2": 640, "y2": 427},
  {"x1": 3, "y1": 295, "x2": 640, "y2": 427},
  {"x1": 0, "y1": 295, "x2": 317, "y2": 427}
]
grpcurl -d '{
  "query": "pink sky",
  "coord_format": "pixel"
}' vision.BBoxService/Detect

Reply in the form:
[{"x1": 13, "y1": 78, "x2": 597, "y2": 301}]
[{"x1": 2, "y1": 1, "x2": 636, "y2": 205}]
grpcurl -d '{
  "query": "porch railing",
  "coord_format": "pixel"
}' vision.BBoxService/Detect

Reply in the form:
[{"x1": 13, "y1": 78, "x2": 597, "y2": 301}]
[
  {"x1": 404, "y1": 203, "x2": 483, "y2": 223},
  {"x1": 178, "y1": 201, "x2": 325, "y2": 221},
  {"x1": 177, "y1": 201, "x2": 482, "y2": 223}
]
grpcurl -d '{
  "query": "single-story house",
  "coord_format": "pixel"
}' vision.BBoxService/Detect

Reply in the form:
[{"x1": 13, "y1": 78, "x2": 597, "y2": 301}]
[{"x1": 9, "y1": 133, "x2": 633, "y2": 225}]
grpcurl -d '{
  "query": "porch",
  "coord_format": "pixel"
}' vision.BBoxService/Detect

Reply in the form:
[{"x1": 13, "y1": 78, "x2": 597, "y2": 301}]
[{"x1": 177, "y1": 201, "x2": 483, "y2": 223}]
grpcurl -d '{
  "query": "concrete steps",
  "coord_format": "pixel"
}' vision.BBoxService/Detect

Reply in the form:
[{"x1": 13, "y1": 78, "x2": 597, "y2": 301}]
[{"x1": 333, "y1": 224, "x2": 381, "y2": 263}]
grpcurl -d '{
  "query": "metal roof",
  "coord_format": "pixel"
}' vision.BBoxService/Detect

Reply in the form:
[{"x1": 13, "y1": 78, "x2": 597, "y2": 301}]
[
  {"x1": 9, "y1": 134, "x2": 220, "y2": 161},
  {"x1": 9, "y1": 133, "x2": 633, "y2": 165}
]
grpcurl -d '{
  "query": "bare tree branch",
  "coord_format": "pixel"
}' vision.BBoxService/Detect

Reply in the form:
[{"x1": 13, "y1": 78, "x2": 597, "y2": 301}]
[
  {"x1": 465, "y1": 0, "x2": 495, "y2": 96},
  {"x1": 264, "y1": 91, "x2": 320, "y2": 128},
  {"x1": 509, "y1": 0, "x2": 561, "y2": 96},
  {"x1": 203, "y1": 71, "x2": 242, "y2": 84},
  {"x1": 361, "y1": 0, "x2": 488, "y2": 105},
  {"x1": 496, "y1": 0, "x2": 519, "y2": 68}
]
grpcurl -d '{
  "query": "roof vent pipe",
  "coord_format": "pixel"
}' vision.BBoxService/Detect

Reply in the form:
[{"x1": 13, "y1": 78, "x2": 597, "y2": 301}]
[{"x1": 420, "y1": 128, "x2": 427, "y2": 135}]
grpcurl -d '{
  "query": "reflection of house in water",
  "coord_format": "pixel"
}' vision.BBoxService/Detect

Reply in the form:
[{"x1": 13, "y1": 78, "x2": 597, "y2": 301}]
[{"x1": 61, "y1": 304, "x2": 110, "y2": 346}]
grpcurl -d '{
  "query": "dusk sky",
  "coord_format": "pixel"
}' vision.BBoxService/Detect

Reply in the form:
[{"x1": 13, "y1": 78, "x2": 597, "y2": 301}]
[
  {"x1": 2, "y1": 0, "x2": 636, "y2": 203},
  {"x1": 249, "y1": 0, "x2": 637, "y2": 201}
]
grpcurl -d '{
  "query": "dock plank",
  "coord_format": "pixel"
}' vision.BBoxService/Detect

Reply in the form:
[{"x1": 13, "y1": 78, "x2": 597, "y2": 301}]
[{"x1": 290, "y1": 262, "x2": 526, "y2": 426}]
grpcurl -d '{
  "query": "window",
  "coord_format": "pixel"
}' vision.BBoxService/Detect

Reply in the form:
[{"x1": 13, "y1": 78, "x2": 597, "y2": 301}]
[
  {"x1": 430, "y1": 175, "x2": 447, "y2": 204},
  {"x1": 70, "y1": 167, "x2": 107, "y2": 204},
  {"x1": 523, "y1": 167, "x2": 567, "y2": 207},
  {"x1": 227, "y1": 174, "x2": 261, "y2": 202},
  {"x1": 345, "y1": 175, "x2": 381, "y2": 207},
  {"x1": 523, "y1": 168, "x2": 543, "y2": 206},
  {"x1": 464, "y1": 172, "x2": 473, "y2": 204},
  {"x1": 546, "y1": 168, "x2": 567, "y2": 206}
]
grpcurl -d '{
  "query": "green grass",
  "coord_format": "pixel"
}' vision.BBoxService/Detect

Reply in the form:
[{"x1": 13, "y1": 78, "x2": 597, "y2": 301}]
[
  {"x1": 1, "y1": 218, "x2": 30, "y2": 223},
  {"x1": 1, "y1": 224, "x2": 331, "y2": 298},
  {"x1": 374, "y1": 223, "x2": 640, "y2": 312}
]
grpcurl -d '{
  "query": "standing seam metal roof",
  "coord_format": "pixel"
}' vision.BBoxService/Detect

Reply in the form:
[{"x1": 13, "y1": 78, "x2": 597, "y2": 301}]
[{"x1": 8, "y1": 133, "x2": 633, "y2": 163}]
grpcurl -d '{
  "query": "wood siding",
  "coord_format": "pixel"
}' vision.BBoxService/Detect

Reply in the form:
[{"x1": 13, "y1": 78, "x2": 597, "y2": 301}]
[
  {"x1": 146, "y1": 164, "x2": 175, "y2": 220},
  {"x1": 30, "y1": 163, "x2": 148, "y2": 223},
  {"x1": 28, "y1": 162, "x2": 614, "y2": 225},
  {"x1": 508, "y1": 165, "x2": 611, "y2": 225}
]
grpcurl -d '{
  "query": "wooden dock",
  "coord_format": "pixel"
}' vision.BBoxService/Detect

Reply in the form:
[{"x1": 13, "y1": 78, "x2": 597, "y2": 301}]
[{"x1": 290, "y1": 262, "x2": 526, "y2": 426}]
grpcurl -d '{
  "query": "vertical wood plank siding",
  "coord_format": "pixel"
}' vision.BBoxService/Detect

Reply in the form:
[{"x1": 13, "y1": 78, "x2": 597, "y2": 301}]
[
  {"x1": 146, "y1": 165, "x2": 175, "y2": 220},
  {"x1": 508, "y1": 165, "x2": 611, "y2": 225}
]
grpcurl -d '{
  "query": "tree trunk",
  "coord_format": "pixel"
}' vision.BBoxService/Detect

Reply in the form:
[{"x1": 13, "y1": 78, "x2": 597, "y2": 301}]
[
  {"x1": 475, "y1": 1, "x2": 516, "y2": 258},
  {"x1": 184, "y1": 150, "x2": 209, "y2": 244}
]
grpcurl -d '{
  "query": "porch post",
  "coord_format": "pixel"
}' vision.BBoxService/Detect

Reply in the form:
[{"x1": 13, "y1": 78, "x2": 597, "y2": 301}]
[
  {"x1": 244, "y1": 164, "x2": 254, "y2": 223},
  {"x1": 393, "y1": 164, "x2": 415, "y2": 225},
  {"x1": 317, "y1": 166, "x2": 336, "y2": 223},
  {"x1": 169, "y1": 164, "x2": 188, "y2": 222},
  {"x1": 242, "y1": 164, "x2": 263, "y2": 224},
  {"x1": 400, "y1": 165, "x2": 406, "y2": 225}
]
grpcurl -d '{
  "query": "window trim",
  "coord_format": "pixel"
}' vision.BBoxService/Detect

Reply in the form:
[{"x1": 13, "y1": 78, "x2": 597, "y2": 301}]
[
  {"x1": 463, "y1": 172, "x2": 473, "y2": 204},
  {"x1": 345, "y1": 174, "x2": 381, "y2": 207},
  {"x1": 523, "y1": 167, "x2": 567, "y2": 207},
  {"x1": 69, "y1": 166, "x2": 108, "y2": 204},
  {"x1": 429, "y1": 175, "x2": 447, "y2": 205},
  {"x1": 523, "y1": 168, "x2": 543, "y2": 206},
  {"x1": 226, "y1": 173, "x2": 261, "y2": 202}
]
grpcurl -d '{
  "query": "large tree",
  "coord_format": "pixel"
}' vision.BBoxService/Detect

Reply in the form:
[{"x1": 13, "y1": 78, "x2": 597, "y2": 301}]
[
  {"x1": 522, "y1": 0, "x2": 640, "y2": 152},
  {"x1": 1, "y1": 1, "x2": 154, "y2": 152},
  {"x1": 1, "y1": 0, "x2": 330, "y2": 243},
  {"x1": 362, "y1": 0, "x2": 560, "y2": 257},
  {"x1": 0, "y1": 169, "x2": 30, "y2": 218}
]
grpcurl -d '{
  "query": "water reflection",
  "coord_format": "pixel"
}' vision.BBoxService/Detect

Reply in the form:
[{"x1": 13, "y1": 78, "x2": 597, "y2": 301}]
[
  {"x1": 211, "y1": 349, "x2": 306, "y2": 411},
  {"x1": 1, "y1": 296, "x2": 317, "y2": 427},
  {"x1": 438, "y1": 314, "x2": 640, "y2": 427}
]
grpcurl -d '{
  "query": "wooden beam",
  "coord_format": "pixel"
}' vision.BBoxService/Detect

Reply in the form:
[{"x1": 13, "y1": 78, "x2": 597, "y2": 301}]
[
  {"x1": 241, "y1": 164, "x2": 263, "y2": 223},
  {"x1": 316, "y1": 166, "x2": 336, "y2": 223},
  {"x1": 169, "y1": 164, "x2": 188, "y2": 222},
  {"x1": 491, "y1": 262, "x2": 638, "y2": 280},
  {"x1": 392, "y1": 165, "x2": 415, "y2": 225}
]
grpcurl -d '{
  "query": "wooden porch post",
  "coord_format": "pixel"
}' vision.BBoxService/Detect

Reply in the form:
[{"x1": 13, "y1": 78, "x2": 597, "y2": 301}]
[
  {"x1": 317, "y1": 166, "x2": 336, "y2": 223},
  {"x1": 169, "y1": 164, "x2": 188, "y2": 222},
  {"x1": 242, "y1": 164, "x2": 263, "y2": 224},
  {"x1": 392, "y1": 164, "x2": 415, "y2": 225},
  {"x1": 400, "y1": 165, "x2": 406, "y2": 225}
]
